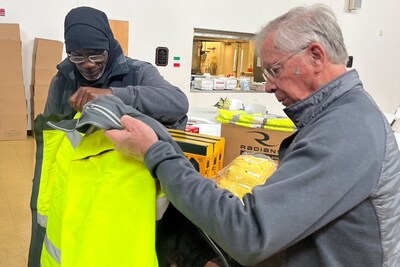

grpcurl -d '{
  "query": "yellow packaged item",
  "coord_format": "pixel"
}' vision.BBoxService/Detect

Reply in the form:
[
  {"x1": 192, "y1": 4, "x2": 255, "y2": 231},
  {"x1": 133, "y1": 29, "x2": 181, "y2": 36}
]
[{"x1": 217, "y1": 153, "x2": 277, "y2": 198}]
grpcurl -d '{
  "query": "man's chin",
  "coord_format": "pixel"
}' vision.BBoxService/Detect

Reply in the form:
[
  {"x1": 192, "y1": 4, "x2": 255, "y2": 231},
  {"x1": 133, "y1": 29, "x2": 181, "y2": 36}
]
[
  {"x1": 280, "y1": 98, "x2": 291, "y2": 107},
  {"x1": 82, "y1": 72, "x2": 103, "y2": 81},
  {"x1": 277, "y1": 97, "x2": 286, "y2": 105}
]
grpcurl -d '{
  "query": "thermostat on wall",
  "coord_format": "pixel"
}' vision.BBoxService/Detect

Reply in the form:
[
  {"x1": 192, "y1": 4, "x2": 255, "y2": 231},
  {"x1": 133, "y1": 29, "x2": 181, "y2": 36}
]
[{"x1": 155, "y1": 47, "x2": 169, "y2": 66}]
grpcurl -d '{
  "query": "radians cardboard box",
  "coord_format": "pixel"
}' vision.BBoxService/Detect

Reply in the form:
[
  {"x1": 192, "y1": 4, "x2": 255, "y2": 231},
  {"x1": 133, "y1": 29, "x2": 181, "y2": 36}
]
[
  {"x1": 0, "y1": 23, "x2": 27, "y2": 140},
  {"x1": 169, "y1": 129, "x2": 225, "y2": 180},
  {"x1": 220, "y1": 123, "x2": 294, "y2": 166}
]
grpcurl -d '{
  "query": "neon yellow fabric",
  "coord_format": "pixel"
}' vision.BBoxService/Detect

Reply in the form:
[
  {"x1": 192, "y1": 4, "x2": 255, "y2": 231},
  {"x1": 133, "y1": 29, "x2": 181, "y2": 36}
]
[
  {"x1": 37, "y1": 130, "x2": 71, "y2": 226},
  {"x1": 41, "y1": 129, "x2": 158, "y2": 267},
  {"x1": 37, "y1": 113, "x2": 82, "y2": 225},
  {"x1": 41, "y1": 244, "x2": 60, "y2": 267},
  {"x1": 41, "y1": 132, "x2": 77, "y2": 265},
  {"x1": 216, "y1": 109, "x2": 296, "y2": 132}
]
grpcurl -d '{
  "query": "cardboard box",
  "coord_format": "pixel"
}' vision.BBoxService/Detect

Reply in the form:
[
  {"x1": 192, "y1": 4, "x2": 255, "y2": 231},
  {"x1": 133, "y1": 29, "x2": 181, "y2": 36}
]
[
  {"x1": 0, "y1": 93, "x2": 27, "y2": 115},
  {"x1": 0, "y1": 91, "x2": 27, "y2": 141},
  {"x1": 0, "y1": 85, "x2": 25, "y2": 101},
  {"x1": 0, "y1": 23, "x2": 21, "y2": 41},
  {"x1": 33, "y1": 38, "x2": 63, "y2": 67},
  {"x1": 30, "y1": 38, "x2": 63, "y2": 123},
  {"x1": 220, "y1": 123, "x2": 293, "y2": 166},
  {"x1": 32, "y1": 84, "x2": 49, "y2": 99},
  {"x1": 0, "y1": 114, "x2": 27, "y2": 140},
  {"x1": 0, "y1": 40, "x2": 22, "y2": 69},
  {"x1": 31, "y1": 38, "x2": 63, "y2": 86},
  {"x1": 33, "y1": 69, "x2": 57, "y2": 86},
  {"x1": 169, "y1": 129, "x2": 225, "y2": 178},
  {"x1": 0, "y1": 24, "x2": 27, "y2": 140},
  {"x1": 29, "y1": 84, "x2": 48, "y2": 119},
  {"x1": 0, "y1": 25, "x2": 22, "y2": 75},
  {"x1": 0, "y1": 39, "x2": 23, "y2": 88},
  {"x1": 33, "y1": 98, "x2": 47, "y2": 118}
]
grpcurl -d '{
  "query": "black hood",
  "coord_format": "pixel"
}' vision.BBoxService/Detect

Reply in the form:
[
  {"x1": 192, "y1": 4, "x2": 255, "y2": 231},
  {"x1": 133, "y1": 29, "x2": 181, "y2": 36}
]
[
  {"x1": 64, "y1": 6, "x2": 113, "y2": 53},
  {"x1": 63, "y1": 6, "x2": 124, "y2": 86}
]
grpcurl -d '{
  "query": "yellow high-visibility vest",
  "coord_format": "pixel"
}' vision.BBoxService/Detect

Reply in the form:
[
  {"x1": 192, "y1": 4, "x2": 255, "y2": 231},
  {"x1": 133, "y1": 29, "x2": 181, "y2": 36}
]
[{"x1": 41, "y1": 129, "x2": 158, "y2": 267}]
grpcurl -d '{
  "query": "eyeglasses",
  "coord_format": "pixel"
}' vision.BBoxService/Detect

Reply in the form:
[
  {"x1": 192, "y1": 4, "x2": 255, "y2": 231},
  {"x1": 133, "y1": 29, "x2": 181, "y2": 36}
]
[
  {"x1": 262, "y1": 46, "x2": 308, "y2": 81},
  {"x1": 68, "y1": 50, "x2": 108, "y2": 64}
]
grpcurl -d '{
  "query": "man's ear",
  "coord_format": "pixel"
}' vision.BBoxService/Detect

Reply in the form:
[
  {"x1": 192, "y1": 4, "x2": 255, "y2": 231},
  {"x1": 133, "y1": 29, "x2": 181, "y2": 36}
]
[{"x1": 309, "y1": 42, "x2": 326, "y2": 72}]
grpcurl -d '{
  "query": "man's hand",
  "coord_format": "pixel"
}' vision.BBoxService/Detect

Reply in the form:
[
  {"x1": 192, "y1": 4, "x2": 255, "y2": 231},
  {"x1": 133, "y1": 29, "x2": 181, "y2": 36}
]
[
  {"x1": 69, "y1": 86, "x2": 112, "y2": 112},
  {"x1": 104, "y1": 115, "x2": 158, "y2": 162}
]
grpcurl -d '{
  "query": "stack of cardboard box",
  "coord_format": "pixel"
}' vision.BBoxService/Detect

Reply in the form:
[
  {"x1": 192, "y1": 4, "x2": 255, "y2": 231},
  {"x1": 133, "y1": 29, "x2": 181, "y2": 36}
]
[
  {"x1": 31, "y1": 38, "x2": 63, "y2": 120},
  {"x1": 0, "y1": 24, "x2": 27, "y2": 140}
]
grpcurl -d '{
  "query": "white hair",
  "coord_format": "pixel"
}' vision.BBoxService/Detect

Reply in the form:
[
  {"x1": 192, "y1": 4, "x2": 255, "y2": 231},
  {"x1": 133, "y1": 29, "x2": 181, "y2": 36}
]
[{"x1": 254, "y1": 4, "x2": 348, "y2": 65}]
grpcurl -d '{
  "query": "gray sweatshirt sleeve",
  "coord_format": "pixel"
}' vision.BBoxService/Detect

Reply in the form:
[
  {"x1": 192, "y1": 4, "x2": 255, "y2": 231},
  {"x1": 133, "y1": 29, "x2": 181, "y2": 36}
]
[
  {"x1": 110, "y1": 62, "x2": 188, "y2": 127},
  {"x1": 144, "y1": 112, "x2": 384, "y2": 266}
]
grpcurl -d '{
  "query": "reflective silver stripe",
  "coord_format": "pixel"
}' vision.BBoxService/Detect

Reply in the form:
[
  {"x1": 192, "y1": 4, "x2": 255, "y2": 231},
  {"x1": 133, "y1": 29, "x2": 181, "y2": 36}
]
[
  {"x1": 156, "y1": 196, "x2": 169, "y2": 221},
  {"x1": 84, "y1": 103, "x2": 122, "y2": 128},
  {"x1": 44, "y1": 233, "x2": 61, "y2": 264},
  {"x1": 37, "y1": 213, "x2": 47, "y2": 228},
  {"x1": 232, "y1": 114, "x2": 240, "y2": 121},
  {"x1": 66, "y1": 130, "x2": 83, "y2": 149}
]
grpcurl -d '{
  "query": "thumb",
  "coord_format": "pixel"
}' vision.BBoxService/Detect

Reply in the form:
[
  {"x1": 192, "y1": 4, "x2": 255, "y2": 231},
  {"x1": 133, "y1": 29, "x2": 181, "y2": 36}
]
[
  {"x1": 120, "y1": 115, "x2": 138, "y2": 132},
  {"x1": 103, "y1": 128, "x2": 128, "y2": 143},
  {"x1": 120, "y1": 115, "x2": 151, "y2": 134}
]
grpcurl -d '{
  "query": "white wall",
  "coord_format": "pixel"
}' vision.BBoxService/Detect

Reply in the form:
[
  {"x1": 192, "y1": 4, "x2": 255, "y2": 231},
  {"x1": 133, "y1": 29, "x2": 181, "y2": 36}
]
[{"x1": 1, "y1": 0, "x2": 399, "y2": 125}]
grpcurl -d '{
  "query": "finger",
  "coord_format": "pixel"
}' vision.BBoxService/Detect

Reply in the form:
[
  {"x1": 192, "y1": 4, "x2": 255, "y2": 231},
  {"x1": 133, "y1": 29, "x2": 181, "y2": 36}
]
[
  {"x1": 76, "y1": 87, "x2": 92, "y2": 111},
  {"x1": 69, "y1": 91, "x2": 77, "y2": 102},
  {"x1": 69, "y1": 91, "x2": 79, "y2": 111},
  {"x1": 72, "y1": 87, "x2": 87, "y2": 111},
  {"x1": 80, "y1": 91, "x2": 91, "y2": 110}
]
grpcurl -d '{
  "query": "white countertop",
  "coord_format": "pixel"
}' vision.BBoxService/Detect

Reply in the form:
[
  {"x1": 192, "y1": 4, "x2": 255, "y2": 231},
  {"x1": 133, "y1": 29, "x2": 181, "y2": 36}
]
[{"x1": 187, "y1": 107, "x2": 221, "y2": 136}]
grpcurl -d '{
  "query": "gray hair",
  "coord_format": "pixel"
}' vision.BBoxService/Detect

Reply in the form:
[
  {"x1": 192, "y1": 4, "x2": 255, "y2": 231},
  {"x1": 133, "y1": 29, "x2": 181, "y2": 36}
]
[{"x1": 254, "y1": 4, "x2": 348, "y2": 65}]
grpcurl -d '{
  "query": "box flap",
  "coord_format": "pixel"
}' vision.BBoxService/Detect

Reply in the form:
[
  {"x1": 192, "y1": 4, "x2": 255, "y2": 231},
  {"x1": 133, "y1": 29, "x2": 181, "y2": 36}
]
[
  {"x1": 32, "y1": 38, "x2": 63, "y2": 85},
  {"x1": 33, "y1": 38, "x2": 63, "y2": 68}
]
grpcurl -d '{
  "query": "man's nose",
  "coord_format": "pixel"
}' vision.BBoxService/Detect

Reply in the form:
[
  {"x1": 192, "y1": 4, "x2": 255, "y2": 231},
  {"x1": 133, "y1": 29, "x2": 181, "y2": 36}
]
[
  {"x1": 264, "y1": 80, "x2": 277, "y2": 93},
  {"x1": 80, "y1": 60, "x2": 96, "y2": 68}
]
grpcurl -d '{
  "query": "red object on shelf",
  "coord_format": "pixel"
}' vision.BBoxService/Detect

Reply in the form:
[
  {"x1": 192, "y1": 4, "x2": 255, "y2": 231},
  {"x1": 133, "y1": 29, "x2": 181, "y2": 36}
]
[{"x1": 185, "y1": 125, "x2": 200, "y2": 133}]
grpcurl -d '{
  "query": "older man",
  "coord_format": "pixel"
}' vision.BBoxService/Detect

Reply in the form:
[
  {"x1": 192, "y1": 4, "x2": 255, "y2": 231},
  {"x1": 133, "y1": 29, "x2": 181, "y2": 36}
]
[{"x1": 105, "y1": 4, "x2": 400, "y2": 267}]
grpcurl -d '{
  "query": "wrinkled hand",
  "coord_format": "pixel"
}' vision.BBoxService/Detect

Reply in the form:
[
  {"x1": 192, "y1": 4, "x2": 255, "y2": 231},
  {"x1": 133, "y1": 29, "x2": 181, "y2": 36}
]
[
  {"x1": 104, "y1": 115, "x2": 158, "y2": 162},
  {"x1": 69, "y1": 86, "x2": 112, "y2": 112}
]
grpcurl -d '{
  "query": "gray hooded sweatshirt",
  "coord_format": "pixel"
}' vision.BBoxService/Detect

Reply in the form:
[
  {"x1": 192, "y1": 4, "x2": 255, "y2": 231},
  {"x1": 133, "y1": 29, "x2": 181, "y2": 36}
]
[{"x1": 144, "y1": 69, "x2": 400, "y2": 266}]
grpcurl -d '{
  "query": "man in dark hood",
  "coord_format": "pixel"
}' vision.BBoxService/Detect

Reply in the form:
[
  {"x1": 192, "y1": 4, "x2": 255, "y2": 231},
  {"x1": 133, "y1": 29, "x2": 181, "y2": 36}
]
[
  {"x1": 43, "y1": 6, "x2": 188, "y2": 129},
  {"x1": 64, "y1": 6, "x2": 113, "y2": 82},
  {"x1": 28, "y1": 6, "x2": 189, "y2": 267}
]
